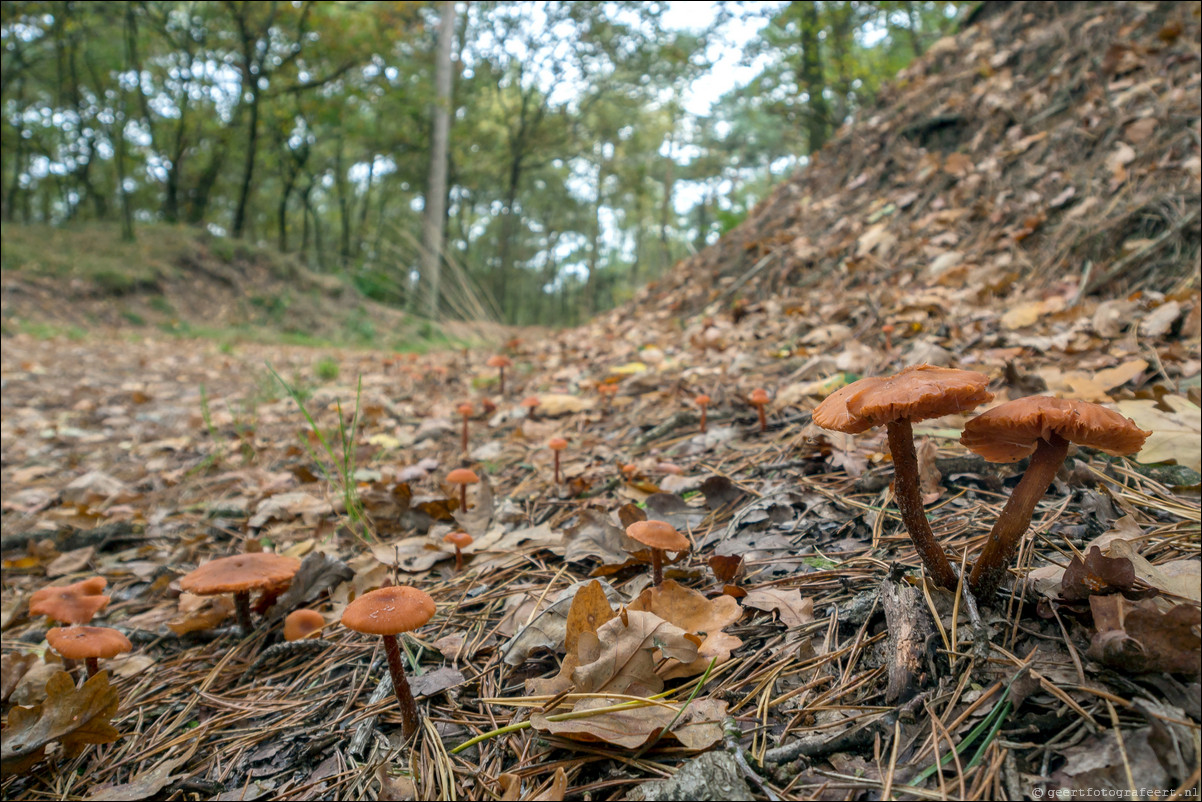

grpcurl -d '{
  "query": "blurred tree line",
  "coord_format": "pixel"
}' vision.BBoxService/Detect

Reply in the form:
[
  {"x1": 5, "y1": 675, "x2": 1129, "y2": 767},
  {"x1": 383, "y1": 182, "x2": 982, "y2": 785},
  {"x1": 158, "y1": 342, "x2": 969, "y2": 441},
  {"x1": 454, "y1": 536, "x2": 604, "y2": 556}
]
[{"x1": 1, "y1": 0, "x2": 962, "y2": 326}]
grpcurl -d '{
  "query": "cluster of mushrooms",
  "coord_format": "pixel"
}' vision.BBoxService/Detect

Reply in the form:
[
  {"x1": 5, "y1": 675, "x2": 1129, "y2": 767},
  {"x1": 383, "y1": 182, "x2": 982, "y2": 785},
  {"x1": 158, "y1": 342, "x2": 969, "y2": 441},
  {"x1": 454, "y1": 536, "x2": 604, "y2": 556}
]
[
  {"x1": 26, "y1": 361, "x2": 1151, "y2": 749},
  {"x1": 812, "y1": 365, "x2": 1149, "y2": 596}
]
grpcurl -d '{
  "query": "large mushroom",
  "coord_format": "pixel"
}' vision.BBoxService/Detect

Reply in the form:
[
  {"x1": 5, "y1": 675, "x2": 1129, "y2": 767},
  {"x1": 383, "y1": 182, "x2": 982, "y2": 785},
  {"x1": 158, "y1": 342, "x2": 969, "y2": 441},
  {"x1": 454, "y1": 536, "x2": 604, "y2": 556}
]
[
  {"x1": 961, "y1": 396, "x2": 1149, "y2": 597},
  {"x1": 179, "y1": 553, "x2": 301, "y2": 634},
  {"x1": 29, "y1": 577, "x2": 110, "y2": 625},
  {"x1": 626, "y1": 520, "x2": 690, "y2": 587},
  {"x1": 341, "y1": 585, "x2": 436, "y2": 741},
  {"x1": 46, "y1": 626, "x2": 132, "y2": 678},
  {"x1": 814, "y1": 365, "x2": 993, "y2": 589}
]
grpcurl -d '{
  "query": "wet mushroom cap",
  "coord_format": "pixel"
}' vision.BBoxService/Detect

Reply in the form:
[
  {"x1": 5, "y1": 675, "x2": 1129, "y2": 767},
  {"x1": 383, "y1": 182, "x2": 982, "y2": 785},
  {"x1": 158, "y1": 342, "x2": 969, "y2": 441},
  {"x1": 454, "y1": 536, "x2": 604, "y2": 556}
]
[
  {"x1": 443, "y1": 531, "x2": 473, "y2": 549},
  {"x1": 46, "y1": 626, "x2": 132, "y2": 660},
  {"x1": 548, "y1": 437, "x2": 568, "y2": 451},
  {"x1": 29, "y1": 577, "x2": 110, "y2": 625},
  {"x1": 961, "y1": 396, "x2": 1150, "y2": 463},
  {"x1": 446, "y1": 468, "x2": 480, "y2": 485},
  {"x1": 179, "y1": 553, "x2": 301, "y2": 596},
  {"x1": 750, "y1": 389, "x2": 770, "y2": 405},
  {"x1": 815, "y1": 365, "x2": 992, "y2": 432},
  {"x1": 342, "y1": 585, "x2": 435, "y2": 636},
  {"x1": 284, "y1": 609, "x2": 326, "y2": 641},
  {"x1": 487, "y1": 355, "x2": 512, "y2": 368},
  {"x1": 626, "y1": 520, "x2": 690, "y2": 552}
]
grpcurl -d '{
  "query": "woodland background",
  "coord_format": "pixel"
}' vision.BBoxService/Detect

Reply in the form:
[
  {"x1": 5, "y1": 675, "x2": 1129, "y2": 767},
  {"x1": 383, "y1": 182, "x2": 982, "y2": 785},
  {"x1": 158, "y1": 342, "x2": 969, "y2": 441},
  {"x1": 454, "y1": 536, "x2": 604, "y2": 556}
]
[{"x1": 1, "y1": 0, "x2": 964, "y2": 328}]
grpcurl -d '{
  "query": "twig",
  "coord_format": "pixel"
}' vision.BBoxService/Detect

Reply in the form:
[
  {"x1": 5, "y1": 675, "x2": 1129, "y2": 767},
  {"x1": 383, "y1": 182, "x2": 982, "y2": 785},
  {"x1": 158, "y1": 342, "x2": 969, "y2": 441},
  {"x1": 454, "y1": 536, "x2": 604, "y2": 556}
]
[{"x1": 349, "y1": 673, "x2": 395, "y2": 759}]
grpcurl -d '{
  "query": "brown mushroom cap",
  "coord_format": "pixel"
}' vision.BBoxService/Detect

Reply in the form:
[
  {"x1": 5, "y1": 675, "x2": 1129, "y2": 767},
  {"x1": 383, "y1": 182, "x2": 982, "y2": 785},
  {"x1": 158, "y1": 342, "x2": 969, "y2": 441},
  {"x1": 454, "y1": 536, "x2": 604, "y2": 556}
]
[
  {"x1": 446, "y1": 468, "x2": 480, "y2": 485},
  {"x1": 341, "y1": 585, "x2": 436, "y2": 636},
  {"x1": 46, "y1": 626, "x2": 132, "y2": 660},
  {"x1": 815, "y1": 365, "x2": 992, "y2": 432},
  {"x1": 521, "y1": 396, "x2": 540, "y2": 408},
  {"x1": 29, "y1": 577, "x2": 110, "y2": 625},
  {"x1": 179, "y1": 553, "x2": 301, "y2": 596},
  {"x1": 695, "y1": 394, "x2": 711, "y2": 406},
  {"x1": 457, "y1": 402, "x2": 473, "y2": 417},
  {"x1": 443, "y1": 531, "x2": 473, "y2": 549},
  {"x1": 284, "y1": 609, "x2": 325, "y2": 641},
  {"x1": 487, "y1": 355, "x2": 512, "y2": 368},
  {"x1": 750, "y1": 388, "x2": 770, "y2": 405},
  {"x1": 626, "y1": 520, "x2": 690, "y2": 552},
  {"x1": 961, "y1": 396, "x2": 1150, "y2": 463},
  {"x1": 548, "y1": 437, "x2": 568, "y2": 451}
]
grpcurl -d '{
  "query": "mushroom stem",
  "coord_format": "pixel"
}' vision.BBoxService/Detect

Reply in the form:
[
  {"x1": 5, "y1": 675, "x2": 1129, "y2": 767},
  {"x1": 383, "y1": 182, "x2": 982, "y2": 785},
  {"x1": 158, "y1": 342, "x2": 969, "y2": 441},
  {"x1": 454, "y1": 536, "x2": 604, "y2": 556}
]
[
  {"x1": 382, "y1": 634, "x2": 421, "y2": 741},
  {"x1": 498, "y1": 366, "x2": 505, "y2": 395},
  {"x1": 650, "y1": 548, "x2": 663, "y2": 586},
  {"x1": 459, "y1": 483, "x2": 468, "y2": 511},
  {"x1": 461, "y1": 415, "x2": 469, "y2": 453},
  {"x1": 553, "y1": 451, "x2": 561, "y2": 484},
  {"x1": 85, "y1": 657, "x2": 99, "y2": 678},
  {"x1": 233, "y1": 591, "x2": 253, "y2": 634},
  {"x1": 885, "y1": 419, "x2": 959, "y2": 590},
  {"x1": 969, "y1": 433, "x2": 1070, "y2": 598},
  {"x1": 755, "y1": 404, "x2": 766, "y2": 432},
  {"x1": 453, "y1": 546, "x2": 463, "y2": 571},
  {"x1": 699, "y1": 406, "x2": 708, "y2": 434}
]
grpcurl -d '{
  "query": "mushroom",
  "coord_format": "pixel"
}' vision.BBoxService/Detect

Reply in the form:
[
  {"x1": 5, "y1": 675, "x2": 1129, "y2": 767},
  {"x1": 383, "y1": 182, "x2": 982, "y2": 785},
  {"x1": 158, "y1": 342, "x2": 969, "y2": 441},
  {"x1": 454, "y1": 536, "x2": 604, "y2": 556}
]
[
  {"x1": 597, "y1": 383, "x2": 619, "y2": 413},
  {"x1": 521, "y1": 396, "x2": 540, "y2": 420},
  {"x1": 626, "y1": 520, "x2": 690, "y2": 587},
  {"x1": 487, "y1": 355, "x2": 513, "y2": 395},
  {"x1": 694, "y1": 394, "x2": 711, "y2": 434},
  {"x1": 46, "y1": 626, "x2": 131, "y2": 678},
  {"x1": 457, "y1": 402, "x2": 473, "y2": 453},
  {"x1": 443, "y1": 531, "x2": 473, "y2": 570},
  {"x1": 178, "y1": 553, "x2": 301, "y2": 634},
  {"x1": 749, "y1": 388, "x2": 770, "y2": 432},
  {"x1": 341, "y1": 585, "x2": 436, "y2": 741},
  {"x1": 961, "y1": 396, "x2": 1149, "y2": 597},
  {"x1": 548, "y1": 437, "x2": 568, "y2": 484},
  {"x1": 446, "y1": 468, "x2": 479, "y2": 511},
  {"x1": 813, "y1": 365, "x2": 993, "y2": 590},
  {"x1": 284, "y1": 609, "x2": 325, "y2": 641},
  {"x1": 29, "y1": 577, "x2": 110, "y2": 625}
]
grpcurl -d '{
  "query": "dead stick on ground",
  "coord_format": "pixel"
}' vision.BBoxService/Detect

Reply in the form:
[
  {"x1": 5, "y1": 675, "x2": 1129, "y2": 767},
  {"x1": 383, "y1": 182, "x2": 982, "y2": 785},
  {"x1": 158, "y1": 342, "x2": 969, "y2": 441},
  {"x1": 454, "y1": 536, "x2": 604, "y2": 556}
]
[
  {"x1": 349, "y1": 673, "x2": 395, "y2": 759},
  {"x1": 881, "y1": 571, "x2": 935, "y2": 704}
]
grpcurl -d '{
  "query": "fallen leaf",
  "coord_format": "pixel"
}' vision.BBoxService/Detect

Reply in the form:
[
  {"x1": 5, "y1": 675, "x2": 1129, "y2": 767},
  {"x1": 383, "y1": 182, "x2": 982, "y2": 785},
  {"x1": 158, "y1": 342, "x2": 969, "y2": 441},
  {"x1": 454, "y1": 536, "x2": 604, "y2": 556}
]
[
  {"x1": 572, "y1": 610, "x2": 699, "y2": 696},
  {"x1": 1, "y1": 671, "x2": 121, "y2": 774},
  {"x1": 628, "y1": 580, "x2": 742, "y2": 634},
  {"x1": 1060, "y1": 546, "x2": 1135, "y2": 602},
  {"x1": 409, "y1": 666, "x2": 465, "y2": 699},
  {"x1": 45, "y1": 546, "x2": 96, "y2": 578},
  {"x1": 1114, "y1": 396, "x2": 1201, "y2": 472},
  {"x1": 1088, "y1": 596, "x2": 1201, "y2": 675},
  {"x1": 530, "y1": 696, "x2": 727, "y2": 751},
  {"x1": 501, "y1": 579, "x2": 623, "y2": 666},
  {"x1": 743, "y1": 588, "x2": 814, "y2": 629},
  {"x1": 86, "y1": 744, "x2": 196, "y2": 801},
  {"x1": 563, "y1": 508, "x2": 644, "y2": 567},
  {"x1": 1, "y1": 654, "x2": 38, "y2": 703}
]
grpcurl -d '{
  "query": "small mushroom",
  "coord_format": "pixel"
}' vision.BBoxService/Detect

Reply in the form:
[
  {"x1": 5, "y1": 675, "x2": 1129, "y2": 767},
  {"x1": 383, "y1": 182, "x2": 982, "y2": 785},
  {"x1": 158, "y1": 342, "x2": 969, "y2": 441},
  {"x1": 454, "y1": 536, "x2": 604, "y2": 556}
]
[
  {"x1": 487, "y1": 355, "x2": 513, "y2": 395},
  {"x1": 446, "y1": 468, "x2": 480, "y2": 511},
  {"x1": 284, "y1": 609, "x2": 325, "y2": 641},
  {"x1": 443, "y1": 531, "x2": 473, "y2": 570},
  {"x1": 341, "y1": 586, "x2": 436, "y2": 741},
  {"x1": 814, "y1": 365, "x2": 993, "y2": 590},
  {"x1": 749, "y1": 388, "x2": 770, "y2": 432},
  {"x1": 457, "y1": 402, "x2": 473, "y2": 453},
  {"x1": 29, "y1": 577, "x2": 110, "y2": 625},
  {"x1": 961, "y1": 396, "x2": 1149, "y2": 598},
  {"x1": 694, "y1": 394, "x2": 711, "y2": 434},
  {"x1": 626, "y1": 520, "x2": 690, "y2": 587},
  {"x1": 178, "y1": 553, "x2": 302, "y2": 634},
  {"x1": 521, "y1": 396, "x2": 540, "y2": 420},
  {"x1": 548, "y1": 437, "x2": 568, "y2": 484},
  {"x1": 46, "y1": 626, "x2": 131, "y2": 678}
]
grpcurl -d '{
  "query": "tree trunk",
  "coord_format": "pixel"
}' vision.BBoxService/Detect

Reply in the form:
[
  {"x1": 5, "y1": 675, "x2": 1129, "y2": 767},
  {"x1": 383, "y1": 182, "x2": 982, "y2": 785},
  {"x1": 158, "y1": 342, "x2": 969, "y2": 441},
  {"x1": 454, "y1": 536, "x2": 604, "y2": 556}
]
[
  {"x1": 798, "y1": 1, "x2": 829, "y2": 152},
  {"x1": 422, "y1": 0, "x2": 456, "y2": 319}
]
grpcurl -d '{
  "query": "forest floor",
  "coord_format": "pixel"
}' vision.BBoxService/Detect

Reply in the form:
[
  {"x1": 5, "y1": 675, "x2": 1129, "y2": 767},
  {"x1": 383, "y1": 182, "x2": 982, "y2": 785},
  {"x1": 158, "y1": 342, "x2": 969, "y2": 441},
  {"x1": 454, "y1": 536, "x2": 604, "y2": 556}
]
[{"x1": 1, "y1": 289, "x2": 1199, "y2": 800}]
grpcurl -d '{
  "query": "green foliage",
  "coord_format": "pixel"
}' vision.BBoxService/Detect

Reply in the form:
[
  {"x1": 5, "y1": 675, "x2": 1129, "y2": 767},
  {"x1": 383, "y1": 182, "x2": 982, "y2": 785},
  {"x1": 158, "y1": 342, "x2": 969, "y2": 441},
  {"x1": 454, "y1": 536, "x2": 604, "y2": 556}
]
[{"x1": 314, "y1": 356, "x2": 340, "y2": 382}]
